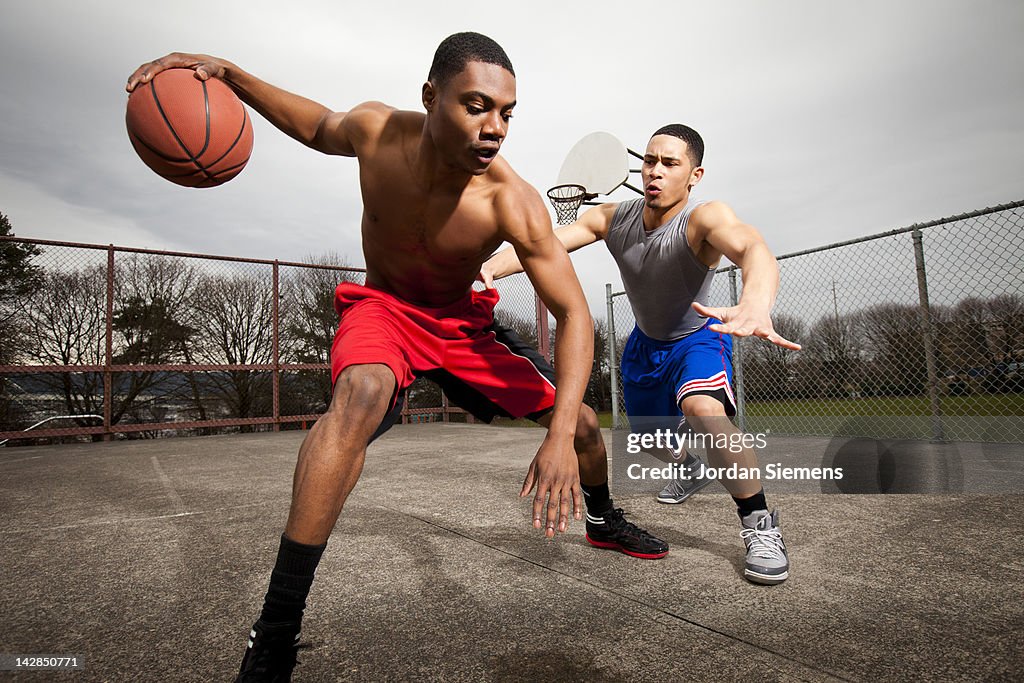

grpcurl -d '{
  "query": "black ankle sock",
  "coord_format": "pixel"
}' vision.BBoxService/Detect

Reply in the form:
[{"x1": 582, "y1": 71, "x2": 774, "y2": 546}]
[
  {"x1": 581, "y1": 481, "x2": 612, "y2": 515},
  {"x1": 732, "y1": 489, "x2": 768, "y2": 519},
  {"x1": 258, "y1": 534, "x2": 327, "y2": 626}
]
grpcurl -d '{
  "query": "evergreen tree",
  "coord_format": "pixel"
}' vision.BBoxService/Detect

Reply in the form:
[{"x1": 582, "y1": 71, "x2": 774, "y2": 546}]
[{"x1": 1, "y1": 211, "x2": 42, "y2": 429}]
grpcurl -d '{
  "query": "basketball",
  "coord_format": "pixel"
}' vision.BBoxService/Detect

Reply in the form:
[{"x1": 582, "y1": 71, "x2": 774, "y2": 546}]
[{"x1": 126, "y1": 68, "x2": 253, "y2": 188}]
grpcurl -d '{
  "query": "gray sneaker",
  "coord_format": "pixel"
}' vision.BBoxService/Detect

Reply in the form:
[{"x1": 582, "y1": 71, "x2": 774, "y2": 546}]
[
  {"x1": 656, "y1": 451, "x2": 715, "y2": 504},
  {"x1": 740, "y1": 509, "x2": 789, "y2": 585}
]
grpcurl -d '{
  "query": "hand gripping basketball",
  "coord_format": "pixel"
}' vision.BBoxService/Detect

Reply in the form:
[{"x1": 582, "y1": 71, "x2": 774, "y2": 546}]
[
  {"x1": 125, "y1": 54, "x2": 252, "y2": 188},
  {"x1": 126, "y1": 52, "x2": 229, "y2": 93}
]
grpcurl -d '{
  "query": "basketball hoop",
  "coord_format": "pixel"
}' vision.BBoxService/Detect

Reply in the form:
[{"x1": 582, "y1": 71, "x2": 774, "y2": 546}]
[{"x1": 547, "y1": 183, "x2": 586, "y2": 225}]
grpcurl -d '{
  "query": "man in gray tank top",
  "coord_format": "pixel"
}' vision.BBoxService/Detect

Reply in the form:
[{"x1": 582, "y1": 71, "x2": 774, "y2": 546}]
[{"x1": 482, "y1": 124, "x2": 800, "y2": 585}]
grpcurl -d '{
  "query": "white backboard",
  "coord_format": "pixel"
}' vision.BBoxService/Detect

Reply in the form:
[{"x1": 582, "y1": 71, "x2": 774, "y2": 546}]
[{"x1": 555, "y1": 131, "x2": 630, "y2": 196}]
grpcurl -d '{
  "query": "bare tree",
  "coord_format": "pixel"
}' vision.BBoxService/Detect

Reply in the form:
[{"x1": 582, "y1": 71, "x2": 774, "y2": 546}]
[
  {"x1": 741, "y1": 314, "x2": 807, "y2": 401},
  {"x1": 189, "y1": 269, "x2": 275, "y2": 425},
  {"x1": 109, "y1": 255, "x2": 198, "y2": 426},
  {"x1": 20, "y1": 265, "x2": 107, "y2": 426},
  {"x1": 937, "y1": 297, "x2": 993, "y2": 376},
  {"x1": 855, "y1": 303, "x2": 927, "y2": 396},
  {"x1": 803, "y1": 313, "x2": 863, "y2": 398},
  {"x1": 280, "y1": 253, "x2": 361, "y2": 414},
  {"x1": 985, "y1": 293, "x2": 1024, "y2": 362},
  {"x1": 15, "y1": 255, "x2": 199, "y2": 432}
]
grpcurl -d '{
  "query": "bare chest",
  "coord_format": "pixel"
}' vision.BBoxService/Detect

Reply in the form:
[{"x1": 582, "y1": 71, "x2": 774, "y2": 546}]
[{"x1": 359, "y1": 162, "x2": 502, "y2": 266}]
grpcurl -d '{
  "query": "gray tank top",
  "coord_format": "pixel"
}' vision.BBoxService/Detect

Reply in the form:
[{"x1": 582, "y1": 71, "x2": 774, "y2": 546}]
[{"x1": 604, "y1": 198, "x2": 714, "y2": 341}]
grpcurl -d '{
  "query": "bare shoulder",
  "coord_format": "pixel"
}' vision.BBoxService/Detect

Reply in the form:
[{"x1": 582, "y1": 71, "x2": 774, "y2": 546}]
[
  {"x1": 492, "y1": 162, "x2": 549, "y2": 239},
  {"x1": 691, "y1": 200, "x2": 740, "y2": 229},
  {"x1": 334, "y1": 103, "x2": 427, "y2": 153},
  {"x1": 339, "y1": 102, "x2": 396, "y2": 144},
  {"x1": 347, "y1": 100, "x2": 395, "y2": 118}
]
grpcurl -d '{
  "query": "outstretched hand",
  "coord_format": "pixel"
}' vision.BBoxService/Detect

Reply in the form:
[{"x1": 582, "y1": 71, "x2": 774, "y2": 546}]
[
  {"x1": 519, "y1": 439, "x2": 583, "y2": 538},
  {"x1": 126, "y1": 52, "x2": 228, "y2": 93},
  {"x1": 692, "y1": 301, "x2": 801, "y2": 350}
]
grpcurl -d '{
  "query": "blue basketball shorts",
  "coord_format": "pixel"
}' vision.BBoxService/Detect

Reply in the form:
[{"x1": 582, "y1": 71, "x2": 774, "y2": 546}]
[{"x1": 620, "y1": 320, "x2": 736, "y2": 433}]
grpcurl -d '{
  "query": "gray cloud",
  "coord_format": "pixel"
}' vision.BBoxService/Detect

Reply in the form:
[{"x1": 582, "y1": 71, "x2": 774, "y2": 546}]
[{"x1": 2, "y1": 0, "x2": 1022, "y2": 318}]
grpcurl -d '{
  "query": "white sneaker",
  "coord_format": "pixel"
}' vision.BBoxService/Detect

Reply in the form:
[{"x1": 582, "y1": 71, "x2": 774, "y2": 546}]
[{"x1": 740, "y1": 509, "x2": 789, "y2": 585}]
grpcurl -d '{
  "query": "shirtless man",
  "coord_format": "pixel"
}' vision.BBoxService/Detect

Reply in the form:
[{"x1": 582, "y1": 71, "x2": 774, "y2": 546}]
[
  {"x1": 127, "y1": 33, "x2": 667, "y2": 682},
  {"x1": 482, "y1": 124, "x2": 800, "y2": 586}
]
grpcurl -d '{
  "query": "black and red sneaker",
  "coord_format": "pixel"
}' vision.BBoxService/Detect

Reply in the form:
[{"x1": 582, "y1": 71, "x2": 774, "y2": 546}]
[
  {"x1": 235, "y1": 620, "x2": 300, "y2": 683},
  {"x1": 585, "y1": 507, "x2": 669, "y2": 559}
]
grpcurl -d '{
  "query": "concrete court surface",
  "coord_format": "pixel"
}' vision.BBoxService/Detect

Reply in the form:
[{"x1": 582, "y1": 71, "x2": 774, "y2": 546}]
[{"x1": 0, "y1": 424, "x2": 1021, "y2": 682}]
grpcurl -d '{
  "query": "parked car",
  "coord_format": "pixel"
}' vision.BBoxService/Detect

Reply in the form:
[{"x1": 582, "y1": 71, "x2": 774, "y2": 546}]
[{"x1": 983, "y1": 361, "x2": 1024, "y2": 393}]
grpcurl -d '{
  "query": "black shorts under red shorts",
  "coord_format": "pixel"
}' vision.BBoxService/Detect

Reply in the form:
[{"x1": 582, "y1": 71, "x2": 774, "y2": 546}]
[{"x1": 330, "y1": 282, "x2": 557, "y2": 440}]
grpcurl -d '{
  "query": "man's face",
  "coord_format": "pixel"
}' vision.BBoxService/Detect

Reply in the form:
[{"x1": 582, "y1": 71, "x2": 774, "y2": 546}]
[
  {"x1": 641, "y1": 135, "x2": 702, "y2": 209},
  {"x1": 425, "y1": 61, "x2": 516, "y2": 175}
]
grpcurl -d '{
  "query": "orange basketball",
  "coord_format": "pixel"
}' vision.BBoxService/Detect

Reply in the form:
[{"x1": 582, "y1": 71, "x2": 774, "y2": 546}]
[{"x1": 126, "y1": 68, "x2": 253, "y2": 188}]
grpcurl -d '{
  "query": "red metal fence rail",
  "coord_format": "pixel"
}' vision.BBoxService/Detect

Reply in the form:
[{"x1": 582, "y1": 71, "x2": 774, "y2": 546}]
[{"x1": 0, "y1": 236, "x2": 543, "y2": 444}]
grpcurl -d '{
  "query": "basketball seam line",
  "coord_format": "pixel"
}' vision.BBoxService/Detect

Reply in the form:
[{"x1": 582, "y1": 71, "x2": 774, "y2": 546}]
[
  {"x1": 201, "y1": 79, "x2": 211, "y2": 160},
  {"x1": 134, "y1": 155, "x2": 248, "y2": 180},
  {"x1": 148, "y1": 77, "x2": 215, "y2": 183},
  {"x1": 128, "y1": 130, "x2": 193, "y2": 164},
  {"x1": 159, "y1": 159, "x2": 248, "y2": 179},
  {"x1": 202, "y1": 106, "x2": 251, "y2": 172}
]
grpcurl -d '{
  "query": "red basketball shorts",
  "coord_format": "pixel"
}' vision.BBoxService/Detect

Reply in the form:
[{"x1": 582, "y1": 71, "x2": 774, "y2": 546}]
[{"x1": 330, "y1": 283, "x2": 557, "y2": 439}]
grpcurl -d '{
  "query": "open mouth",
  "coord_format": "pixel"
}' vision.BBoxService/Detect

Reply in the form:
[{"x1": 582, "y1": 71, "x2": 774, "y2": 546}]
[{"x1": 474, "y1": 147, "x2": 498, "y2": 163}]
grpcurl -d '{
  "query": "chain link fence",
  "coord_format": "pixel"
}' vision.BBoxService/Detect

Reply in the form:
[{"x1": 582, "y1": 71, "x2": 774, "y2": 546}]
[
  {"x1": 5, "y1": 199, "x2": 1020, "y2": 445},
  {"x1": 0, "y1": 239, "x2": 366, "y2": 443},
  {"x1": 0, "y1": 236, "x2": 552, "y2": 443},
  {"x1": 607, "y1": 200, "x2": 1024, "y2": 442}
]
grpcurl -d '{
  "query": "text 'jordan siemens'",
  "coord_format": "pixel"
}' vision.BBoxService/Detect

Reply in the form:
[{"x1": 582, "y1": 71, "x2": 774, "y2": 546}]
[{"x1": 627, "y1": 462, "x2": 844, "y2": 481}]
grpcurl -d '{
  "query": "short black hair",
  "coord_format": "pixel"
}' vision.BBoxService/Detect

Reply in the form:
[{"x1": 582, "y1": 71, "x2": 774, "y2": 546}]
[
  {"x1": 651, "y1": 124, "x2": 704, "y2": 167},
  {"x1": 428, "y1": 32, "x2": 515, "y2": 87}
]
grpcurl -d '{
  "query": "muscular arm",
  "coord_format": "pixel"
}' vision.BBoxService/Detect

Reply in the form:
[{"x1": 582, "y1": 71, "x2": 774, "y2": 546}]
[
  {"x1": 692, "y1": 202, "x2": 778, "y2": 309},
  {"x1": 689, "y1": 202, "x2": 800, "y2": 350},
  {"x1": 496, "y1": 183, "x2": 594, "y2": 535},
  {"x1": 497, "y1": 186, "x2": 594, "y2": 437},
  {"x1": 480, "y1": 202, "x2": 616, "y2": 285},
  {"x1": 126, "y1": 52, "x2": 390, "y2": 157}
]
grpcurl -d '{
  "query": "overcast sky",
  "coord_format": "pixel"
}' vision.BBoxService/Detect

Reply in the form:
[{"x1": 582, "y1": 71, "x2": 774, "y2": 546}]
[{"x1": 2, "y1": 0, "x2": 1022, "y2": 318}]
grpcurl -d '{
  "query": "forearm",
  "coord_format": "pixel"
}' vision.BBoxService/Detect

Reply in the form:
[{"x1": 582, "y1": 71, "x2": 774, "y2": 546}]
[
  {"x1": 486, "y1": 222, "x2": 601, "y2": 281},
  {"x1": 737, "y1": 243, "x2": 780, "y2": 310},
  {"x1": 483, "y1": 245, "x2": 526, "y2": 280},
  {"x1": 220, "y1": 62, "x2": 332, "y2": 148},
  {"x1": 546, "y1": 308, "x2": 593, "y2": 438}
]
